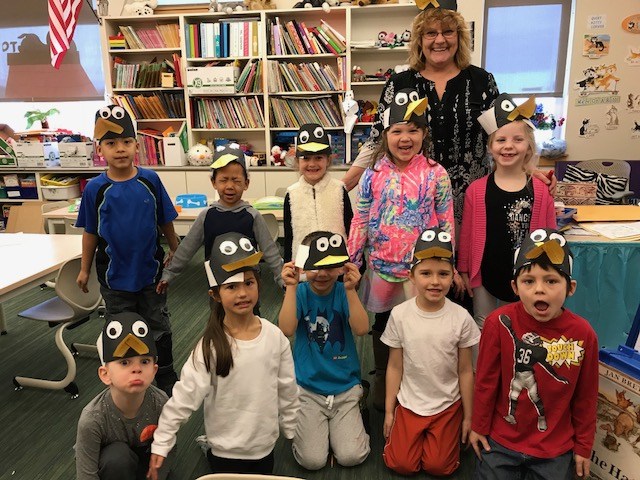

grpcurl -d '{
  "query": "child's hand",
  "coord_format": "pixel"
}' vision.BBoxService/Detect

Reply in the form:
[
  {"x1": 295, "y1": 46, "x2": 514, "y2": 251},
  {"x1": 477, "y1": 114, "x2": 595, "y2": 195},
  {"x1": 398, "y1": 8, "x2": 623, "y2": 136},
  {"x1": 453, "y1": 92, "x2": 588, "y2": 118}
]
[
  {"x1": 156, "y1": 280, "x2": 169, "y2": 295},
  {"x1": 146, "y1": 453, "x2": 165, "y2": 480},
  {"x1": 76, "y1": 271, "x2": 89, "y2": 293},
  {"x1": 461, "y1": 417, "x2": 472, "y2": 444},
  {"x1": 574, "y1": 453, "x2": 590, "y2": 477},
  {"x1": 468, "y1": 430, "x2": 491, "y2": 460},
  {"x1": 452, "y1": 271, "x2": 466, "y2": 299},
  {"x1": 281, "y1": 261, "x2": 300, "y2": 287},
  {"x1": 461, "y1": 273, "x2": 473, "y2": 298},
  {"x1": 342, "y1": 262, "x2": 361, "y2": 290},
  {"x1": 532, "y1": 169, "x2": 557, "y2": 196},
  {"x1": 163, "y1": 249, "x2": 175, "y2": 267},
  {"x1": 383, "y1": 411, "x2": 395, "y2": 439}
]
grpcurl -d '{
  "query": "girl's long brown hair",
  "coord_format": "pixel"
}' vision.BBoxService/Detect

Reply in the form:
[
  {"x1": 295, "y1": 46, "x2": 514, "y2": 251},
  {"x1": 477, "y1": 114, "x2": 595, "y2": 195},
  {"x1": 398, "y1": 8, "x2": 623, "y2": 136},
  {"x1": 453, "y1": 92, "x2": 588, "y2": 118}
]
[
  {"x1": 198, "y1": 270, "x2": 260, "y2": 377},
  {"x1": 369, "y1": 123, "x2": 432, "y2": 170}
]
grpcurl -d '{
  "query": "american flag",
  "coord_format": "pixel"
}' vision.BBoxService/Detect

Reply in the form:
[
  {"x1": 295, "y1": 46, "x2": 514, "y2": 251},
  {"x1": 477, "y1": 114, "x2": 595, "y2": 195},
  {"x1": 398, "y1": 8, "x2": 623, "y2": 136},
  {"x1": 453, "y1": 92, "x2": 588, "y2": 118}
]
[{"x1": 48, "y1": 0, "x2": 84, "y2": 69}]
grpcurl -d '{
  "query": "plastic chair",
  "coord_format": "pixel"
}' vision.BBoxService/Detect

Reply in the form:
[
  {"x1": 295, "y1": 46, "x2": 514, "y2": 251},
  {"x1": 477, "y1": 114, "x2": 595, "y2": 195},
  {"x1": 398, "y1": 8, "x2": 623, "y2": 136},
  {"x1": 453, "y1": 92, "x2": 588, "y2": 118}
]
[
  {"x1": 196, "y1": 475, "x2": 305, "y2": 480},
  {"x1": 14, "y1": 257, "x2": 102, "y2": 398},
  {"x1": 274, "y1": 187, "x2": 288, "y2": 198},
  {"x1": 575, "y1": 160, "x2": 634, "y2": 203},
  {"x1": 41, "y1": 201, "x2": 72, "y2": 234},
  {"x1": 262, "y1": 213, "x2": 279, "y2": 241},
  {"x1": 64, "y1": 217, "x2": 84, "y2": 235}
]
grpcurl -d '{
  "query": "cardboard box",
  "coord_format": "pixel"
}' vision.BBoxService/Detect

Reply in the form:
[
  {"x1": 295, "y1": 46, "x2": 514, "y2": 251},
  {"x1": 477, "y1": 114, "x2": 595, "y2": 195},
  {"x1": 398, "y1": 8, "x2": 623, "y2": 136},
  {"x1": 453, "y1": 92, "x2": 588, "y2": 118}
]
[
  {"x1": 59, "y1": 142, "x2": 95, "y2": 168},
  {"x1": 556, "y1": 181, "x2": 597, "y2": 205},
  {"x1": 186, "y1": 66, "x2": 238, "y2": 95},
  {"x1": 590, "y1": 350, "x2": 640, "y2": 480},
  {"x1": 14, "y1": 142, "x2": 46, "y2": 168},
  {"x1": 162, "y1": 137, "x2": 187, "y2": 166}
]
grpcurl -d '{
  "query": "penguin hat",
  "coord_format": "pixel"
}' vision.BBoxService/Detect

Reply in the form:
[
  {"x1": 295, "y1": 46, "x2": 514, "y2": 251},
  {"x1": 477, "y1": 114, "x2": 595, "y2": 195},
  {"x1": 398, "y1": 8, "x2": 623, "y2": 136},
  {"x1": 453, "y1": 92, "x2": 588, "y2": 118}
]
[
  {"x1": 416, "y1": 0, "x2": 457, "y2": 11},
  {"x1": 513, "y1": 228, "x2": 573, "y2": 279},
  {"x1": 295, "y1": 231, "x2": 349, "y2": 271},
  {"x1": 410, "y1": 227, "x2": 454, "y2": 270},
  {"x1": 295, "y1": 123, "x2": 332, "y2": 156},
  {"x1": 205, "y1": 232, "x2": 263, "y2": 287},
  {"x1": 210, "y1": 142, "x2": 248, "y2": 172},
  {"x1": 382, "y1": 88, "x2": 429, "y2": 130},
  {"x1": 477, "y1": 93, "x2": 537, "y2": 135},
  {"x1": 98, "y1": 312, "x2": 157, "y2": 365},
  {"x1": 94, "y1": 105, "x2": 136, "y2": 143}
]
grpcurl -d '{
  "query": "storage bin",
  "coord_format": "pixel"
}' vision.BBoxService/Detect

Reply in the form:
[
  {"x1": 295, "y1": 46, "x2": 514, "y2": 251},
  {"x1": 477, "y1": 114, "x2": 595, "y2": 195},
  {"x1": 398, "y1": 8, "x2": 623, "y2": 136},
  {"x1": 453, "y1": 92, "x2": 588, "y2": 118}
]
[
  {"x1": 176, "y1": 193, "x2": 207, "y2": 208},
  {"x1": 41, "y1": 184, "x2": 81, "y2": 200},
  {"x1": 19, "y1": 176, "x2": 37, "y2": 188},
  {"x1": 5, "y1": 186, "x2": 21, "y2": 198},
  {"x1": 40, "y1": 174, "x2": 80, "y2": 187},
  {"x1": 19, "y1": 187, "x2": 38, "y2": 199}
]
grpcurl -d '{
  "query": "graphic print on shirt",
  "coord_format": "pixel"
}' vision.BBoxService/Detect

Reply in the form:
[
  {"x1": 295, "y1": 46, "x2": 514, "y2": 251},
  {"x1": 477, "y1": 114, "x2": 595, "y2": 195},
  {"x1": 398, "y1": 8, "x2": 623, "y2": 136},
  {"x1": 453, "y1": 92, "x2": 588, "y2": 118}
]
[
  {"x1": 504, "y1": 197, "x2": 531, "y2": 249},
  {"x1": 500, "y1": 314, "x2": 569, "y2": 431},
  {"x1": 305, "y1": 307, "x2": 346, "y2": 354}
]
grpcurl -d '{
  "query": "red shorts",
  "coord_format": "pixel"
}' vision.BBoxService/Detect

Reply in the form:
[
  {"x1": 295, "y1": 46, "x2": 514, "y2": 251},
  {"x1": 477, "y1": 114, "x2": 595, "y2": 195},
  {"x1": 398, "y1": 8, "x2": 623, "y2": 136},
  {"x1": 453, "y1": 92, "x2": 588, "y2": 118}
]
[{"x1": 383, "y1": 400, "x2": 462, "y2": 476}]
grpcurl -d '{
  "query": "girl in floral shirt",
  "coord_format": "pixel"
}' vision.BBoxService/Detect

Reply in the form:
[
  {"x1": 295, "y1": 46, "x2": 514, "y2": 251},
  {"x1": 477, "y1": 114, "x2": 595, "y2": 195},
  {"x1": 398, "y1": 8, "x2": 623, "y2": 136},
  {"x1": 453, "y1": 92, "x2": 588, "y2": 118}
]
[{"x1": 348, "y1": 88, "x2": 456, "y2": 412}]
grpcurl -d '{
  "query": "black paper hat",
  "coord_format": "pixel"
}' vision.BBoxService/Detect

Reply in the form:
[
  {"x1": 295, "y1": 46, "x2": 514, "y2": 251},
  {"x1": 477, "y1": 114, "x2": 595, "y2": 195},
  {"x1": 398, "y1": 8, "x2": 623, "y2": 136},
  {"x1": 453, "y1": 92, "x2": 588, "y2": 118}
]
[
  {"x1": 478, "y1": 93, "x2": 536, "y2": 135},
  {"x1": 98, "y1": 312, "x2": 157, "y2": 365},
  {"x1": 513, "y1": 229, "x2": 573, "y2": 278},
  {"x1": 295, "y1": 231, "x2": 349, "y2": 270},
  {"x1": 382, "y1": 89, "x2": 428, "y2": 129},
  {"x1": 94, "y1": 105, "x2": 136, "y2": 142},
  {"x1": 411, "y1": 227, "x2": 454, "y2": 268},
  {"x1": 295, "y1": 123, "x2": 332, "y2": 155},
  {"x1": 205, "y1": 232, "x2": 263, "y2": 287},
  {"x1": 416, "y1": 0, "x2": 457, "y2": 11},
  {"x1": 210, "y1": 142, "x2": 248, "y2": 170}
]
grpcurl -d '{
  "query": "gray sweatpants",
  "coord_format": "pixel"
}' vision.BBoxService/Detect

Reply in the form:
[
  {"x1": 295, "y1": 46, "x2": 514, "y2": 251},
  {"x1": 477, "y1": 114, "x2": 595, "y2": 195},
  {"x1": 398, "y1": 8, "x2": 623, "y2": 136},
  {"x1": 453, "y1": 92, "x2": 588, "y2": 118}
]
[{"x1": 292, "y1": 384, "x2": 370, "y2": 470}]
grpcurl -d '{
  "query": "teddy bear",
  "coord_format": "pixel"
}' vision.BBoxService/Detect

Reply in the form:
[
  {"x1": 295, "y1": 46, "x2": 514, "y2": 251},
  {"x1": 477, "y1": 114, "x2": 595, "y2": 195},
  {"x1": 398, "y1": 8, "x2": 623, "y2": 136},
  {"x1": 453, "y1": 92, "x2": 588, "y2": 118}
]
[
  {"x1": 269, "y1": 145, "x2": 287, "y2": 166},
  {"x1": 209, "y1": 0, "x2": 246, "y2": 14},
  {"x1": 122, "y1": 0, "x2": 157, "y2": 16}
]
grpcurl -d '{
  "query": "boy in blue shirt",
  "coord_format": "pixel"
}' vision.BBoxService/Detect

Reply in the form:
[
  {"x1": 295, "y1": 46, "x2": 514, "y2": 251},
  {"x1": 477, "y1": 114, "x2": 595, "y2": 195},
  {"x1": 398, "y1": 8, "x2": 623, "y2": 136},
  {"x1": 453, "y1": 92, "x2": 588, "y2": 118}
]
[
  {"x1": 76, "y1": 105, "x2": 179, "y2": 396},
  {"x1": 279, "y1": 231, "x2": 370, "y2": 470}
]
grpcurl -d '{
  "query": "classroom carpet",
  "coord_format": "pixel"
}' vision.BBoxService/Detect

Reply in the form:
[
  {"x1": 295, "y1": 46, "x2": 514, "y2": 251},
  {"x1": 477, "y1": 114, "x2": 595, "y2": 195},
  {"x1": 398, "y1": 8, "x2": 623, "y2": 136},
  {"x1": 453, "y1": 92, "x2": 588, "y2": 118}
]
[{"x1": 0, "y1": 246, "x2": 475, "y2": 480}]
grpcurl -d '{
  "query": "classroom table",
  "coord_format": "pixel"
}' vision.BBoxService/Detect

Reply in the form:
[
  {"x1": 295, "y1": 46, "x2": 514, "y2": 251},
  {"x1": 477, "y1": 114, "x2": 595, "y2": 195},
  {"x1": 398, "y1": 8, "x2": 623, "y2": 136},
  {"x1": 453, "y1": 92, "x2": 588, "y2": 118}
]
[
  {"x1": 42, "y1": 204, "x2": 284, "y2": 236},
  {"x1": 565, "y1": 235, "x2": 640, "y2": 349},
  {"x1": 0, "y1": 233, "x2": 83, "y2": 334}
]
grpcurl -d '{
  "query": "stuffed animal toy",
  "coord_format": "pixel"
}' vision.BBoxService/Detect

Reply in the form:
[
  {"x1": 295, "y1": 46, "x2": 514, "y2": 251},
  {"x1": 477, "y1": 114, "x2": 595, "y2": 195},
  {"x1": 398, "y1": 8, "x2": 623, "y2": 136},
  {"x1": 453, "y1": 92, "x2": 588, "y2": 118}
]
[
  {"x1": 293, "y1": 0, "x2": 335, "y2": 13},
  {"x1": 187, "y1": 144, "x2": 213, "y2": 166},
  {"x1": 122, "y1": 0, "x2": 157, "y2": 15},
  {"x1": 210, "y1": 0, "x2": 246, "y2": 13},
  {"x1": 352, "y1": 65, "x2": 366, "y2": 82},
  {"x1": 376, "y1": 31, "x2": 397, "y2": 48},
  {"x1": 270, "y1": 145, "x2": 286, "y2": 166},
  {"x1": 244, "y1": 0, "x2": 276, "y2": 9}
]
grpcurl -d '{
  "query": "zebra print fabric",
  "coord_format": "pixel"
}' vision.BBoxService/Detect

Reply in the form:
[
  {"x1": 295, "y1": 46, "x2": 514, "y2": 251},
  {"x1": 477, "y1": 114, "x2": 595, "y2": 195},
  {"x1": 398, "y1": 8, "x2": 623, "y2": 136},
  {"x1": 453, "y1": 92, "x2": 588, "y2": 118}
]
[{"x1": 563, "y1": 164, "x2": 628, "y2": 205}]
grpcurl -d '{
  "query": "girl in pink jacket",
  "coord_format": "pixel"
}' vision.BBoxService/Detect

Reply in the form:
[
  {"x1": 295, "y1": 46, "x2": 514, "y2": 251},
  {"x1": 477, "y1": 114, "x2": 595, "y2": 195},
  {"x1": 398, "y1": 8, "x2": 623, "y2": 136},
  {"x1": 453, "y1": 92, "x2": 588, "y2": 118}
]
[{"x1": 458, "y1": 94, "x2": 556, "y2": 330}]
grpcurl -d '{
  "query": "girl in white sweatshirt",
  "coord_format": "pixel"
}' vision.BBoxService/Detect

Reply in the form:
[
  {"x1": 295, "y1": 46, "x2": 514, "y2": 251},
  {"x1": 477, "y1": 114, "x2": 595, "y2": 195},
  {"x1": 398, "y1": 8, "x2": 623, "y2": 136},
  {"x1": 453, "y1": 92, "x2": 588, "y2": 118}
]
[{"x1": 148, "y1": 233, "x2": 299, "y2": 478}]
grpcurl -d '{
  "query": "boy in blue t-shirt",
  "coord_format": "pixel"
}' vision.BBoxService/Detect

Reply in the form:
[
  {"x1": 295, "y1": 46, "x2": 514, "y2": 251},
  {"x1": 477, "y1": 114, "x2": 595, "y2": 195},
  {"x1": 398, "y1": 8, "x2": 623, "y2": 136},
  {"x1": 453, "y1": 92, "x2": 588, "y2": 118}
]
[
  {"x1": 76, "y1": 105, "x2": 179, "y2": 396},
  {"x1": 279, "y1": 231, "x2": 370, "y2": 470}
]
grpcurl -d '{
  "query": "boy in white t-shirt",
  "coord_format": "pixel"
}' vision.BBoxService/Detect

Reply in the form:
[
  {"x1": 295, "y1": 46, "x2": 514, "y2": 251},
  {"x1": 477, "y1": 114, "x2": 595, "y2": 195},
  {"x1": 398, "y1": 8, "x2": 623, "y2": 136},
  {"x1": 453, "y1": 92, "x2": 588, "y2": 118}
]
[{"x1": 381, "y1": 228, "x2": 480, "y2": 476}]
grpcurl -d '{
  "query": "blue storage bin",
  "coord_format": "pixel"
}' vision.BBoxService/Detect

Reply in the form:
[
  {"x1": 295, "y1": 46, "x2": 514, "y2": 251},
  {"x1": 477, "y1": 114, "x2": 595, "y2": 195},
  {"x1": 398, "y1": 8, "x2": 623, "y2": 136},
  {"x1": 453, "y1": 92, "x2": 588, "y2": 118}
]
[
  {"x1": 599, "y1": 345, "x2": 640, "y2": 378},
  {"x1": 176, "y1": 194, "x2": 207, "y2": 208}
]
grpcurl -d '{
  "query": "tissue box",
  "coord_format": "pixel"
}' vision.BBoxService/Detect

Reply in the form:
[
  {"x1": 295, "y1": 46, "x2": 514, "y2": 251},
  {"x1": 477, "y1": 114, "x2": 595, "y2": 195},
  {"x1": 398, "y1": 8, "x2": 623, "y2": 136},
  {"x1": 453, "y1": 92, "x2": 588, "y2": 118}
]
[
  {"x1": 59, "y1": 142, "x2": 94, "y2": 168},
  {"x1": 186, "y1": 66, "x2": 238, "y2": 95},
  {"x1": 162, "y1": 137, "x2": 187, "y2": 166},
  {"x1": 15, "y1": 142, "x2": 46, "y2": 167},
  {"x1": 556, "y1": 182, "x2": 597, "y2": 205}
]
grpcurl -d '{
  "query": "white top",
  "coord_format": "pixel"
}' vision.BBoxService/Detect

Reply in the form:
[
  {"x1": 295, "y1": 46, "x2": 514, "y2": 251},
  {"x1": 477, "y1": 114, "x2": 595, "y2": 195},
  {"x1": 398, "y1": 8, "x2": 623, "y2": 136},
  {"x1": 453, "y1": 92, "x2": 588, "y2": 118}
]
[
  {"x1": 151, "y1": 318, "x2": 299, "y2": 460},
  {"x1": 381, "y1": 297, "x2": 480, "y2": 416}
]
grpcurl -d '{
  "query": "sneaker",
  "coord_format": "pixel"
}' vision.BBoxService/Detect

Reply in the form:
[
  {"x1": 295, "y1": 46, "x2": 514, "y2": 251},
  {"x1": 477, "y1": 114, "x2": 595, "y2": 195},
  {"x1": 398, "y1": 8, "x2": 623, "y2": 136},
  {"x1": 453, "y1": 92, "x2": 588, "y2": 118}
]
[
  {"x1": 195, "y1": 435, "x2": 209, "y2": 457},
  {"x1": 538, "y1": 416, "x2": 548, "y2": 431}
]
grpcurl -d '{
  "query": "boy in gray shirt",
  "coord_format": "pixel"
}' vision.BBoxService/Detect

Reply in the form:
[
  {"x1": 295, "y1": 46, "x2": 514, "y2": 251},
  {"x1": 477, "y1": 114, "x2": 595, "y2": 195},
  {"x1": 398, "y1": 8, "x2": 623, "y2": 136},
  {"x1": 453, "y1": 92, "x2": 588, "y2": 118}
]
[{"x1": 76, "y1": 312, "x2": 174, "y2": 480}]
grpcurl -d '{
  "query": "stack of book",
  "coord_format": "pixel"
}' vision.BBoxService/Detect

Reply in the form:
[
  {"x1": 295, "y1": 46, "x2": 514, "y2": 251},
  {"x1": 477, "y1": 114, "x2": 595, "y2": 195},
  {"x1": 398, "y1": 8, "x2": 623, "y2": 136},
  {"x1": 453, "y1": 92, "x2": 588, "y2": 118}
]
[
  {"x1": 267, "y1": 61, "x2": 342, "y2": 92},
  {"x1": 108, "y1": 33, "x2": 126, "y2": 50},
  {"x1": 113, "y1": 54, "x2": 182, "y2": 89},
  {"x1": 136, "y1": 129, "x2": 163, "y2": 166},
  {"x1": 269, "y1": 96, "x2": 344, "y2": 128},
  {"x1": 118, "y1": 24, "x2": 181, "y2": 49},
  {"x1": 235, "y1": 60, "x2": 263, "y2": 93},
  {"x1": 185, "y1": 20, "x2": 261, "y2": 58},
  {"x1": 111, "y1": 92, "x2": 186, "y2": 120},
  {"x1": 191, "y1": 97, "x2": 265, "y2": 129},
  {"x1": 267, "y1": 18, "x2": 346, "y2": 56}
]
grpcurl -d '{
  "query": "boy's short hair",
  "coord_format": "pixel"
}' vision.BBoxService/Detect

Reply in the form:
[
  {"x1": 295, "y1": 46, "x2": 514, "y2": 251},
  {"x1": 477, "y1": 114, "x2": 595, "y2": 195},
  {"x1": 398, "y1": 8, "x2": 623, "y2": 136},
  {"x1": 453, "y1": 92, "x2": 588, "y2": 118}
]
[
  {"x1": 94, "y1": 105, "x2": 136, "y2": 143},
  {"x1": 210, "y1": 143, "x2": 249, "y2": 181},
  {"x1": 515, "y1": 258, "x2": 573, "y2": 295},
  {"x1": 97, "y1": 312, "x2": 156, "y2": 365}
]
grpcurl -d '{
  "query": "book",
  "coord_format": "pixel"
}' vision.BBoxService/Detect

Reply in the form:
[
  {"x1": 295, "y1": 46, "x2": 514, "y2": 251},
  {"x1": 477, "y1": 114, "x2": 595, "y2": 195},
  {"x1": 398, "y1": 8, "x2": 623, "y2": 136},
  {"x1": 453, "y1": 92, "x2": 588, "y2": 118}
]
[{"x1": 285, "y1": 21, "x2": 305, "y2": 55}]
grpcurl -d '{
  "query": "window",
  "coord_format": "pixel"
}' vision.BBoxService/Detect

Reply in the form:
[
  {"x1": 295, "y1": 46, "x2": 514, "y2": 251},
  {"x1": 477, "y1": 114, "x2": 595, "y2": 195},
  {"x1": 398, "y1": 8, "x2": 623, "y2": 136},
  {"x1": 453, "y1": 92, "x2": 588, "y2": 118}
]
[{"x1": 482, "y1": 0, "x2": 572, "y2": 97}]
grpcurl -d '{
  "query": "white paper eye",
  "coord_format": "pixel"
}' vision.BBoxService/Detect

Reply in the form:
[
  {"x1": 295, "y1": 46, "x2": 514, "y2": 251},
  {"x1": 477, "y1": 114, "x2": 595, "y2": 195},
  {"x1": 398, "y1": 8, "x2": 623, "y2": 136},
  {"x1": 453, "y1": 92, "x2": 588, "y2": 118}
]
[
  {"x1": 132, "y1": 320, "x2": 149, "y2": 338},
  {"x1": 299, "y1": 131, "x2": 309, "y2": 143},
  {"x1": 501, "y1": 99, "x2": 515, "y2": 112},
  {"x1": 530, "y1": 229, "x2": 548, "y2": 242},
  {"x1": 111, "y1": 107, "x2": 125, "y2": 119},
  {"x1": 239, "y1": 238, "x2": 254, "y2": 252},
  {"x1": 395, "y1": 92, "x2": 408, "y2": 105},
  {"x1": 106, "y1": 321, "x2": 123, "y2": 339},
  {"x1": 438, "y1": 231, "x2": 451, "y2": 242},
  {"x1": 408, "y1": 91, "x2": 419, "y2": 102},
  {"x1": 329, "y1": 234, "x2": 342, "y2": 247},
  {"x1": 421, "y1": 230, "x2": 436, "y2": 241},
  {"x1": 219, "y1": 241, "x2": 238, "y2": 256},
  {"x1": 316, "y1": 237, "x2": 329, "y2": 252},
  {"x1": 549, "y1": 232, "x2": 566, "y2": 246},
  {"x1": 99, "y1": 107, "x2": 111, "y2": 119},
  {"x1": 313, "y1": 127, "x2": 324, "y2": 138},
  {"x1": 216, "y1": 145, "x2": 226, "y2": 152}
]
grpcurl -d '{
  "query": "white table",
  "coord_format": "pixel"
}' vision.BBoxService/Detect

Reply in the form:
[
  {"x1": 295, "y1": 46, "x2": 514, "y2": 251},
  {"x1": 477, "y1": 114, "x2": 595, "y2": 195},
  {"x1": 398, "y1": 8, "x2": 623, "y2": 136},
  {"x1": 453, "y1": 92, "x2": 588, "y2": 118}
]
[{"x1": 0, "y1": 233, "x2": 83, "y2": 334}]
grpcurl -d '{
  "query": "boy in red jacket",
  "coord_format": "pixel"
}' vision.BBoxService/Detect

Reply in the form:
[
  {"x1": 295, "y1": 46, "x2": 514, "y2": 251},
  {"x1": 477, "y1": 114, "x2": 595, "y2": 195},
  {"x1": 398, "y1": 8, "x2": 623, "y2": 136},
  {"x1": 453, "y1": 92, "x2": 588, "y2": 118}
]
[{"x1": 470, "y1": 229, "x2": 598, "y2": 479}]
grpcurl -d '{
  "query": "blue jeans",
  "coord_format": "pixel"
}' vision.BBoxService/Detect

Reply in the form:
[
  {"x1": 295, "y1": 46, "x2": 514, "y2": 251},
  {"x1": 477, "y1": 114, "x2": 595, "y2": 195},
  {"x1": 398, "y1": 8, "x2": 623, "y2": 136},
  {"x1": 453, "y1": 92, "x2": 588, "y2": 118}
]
[{"x1": 474, "y1": 437, "x2": 573, "y2": 480}]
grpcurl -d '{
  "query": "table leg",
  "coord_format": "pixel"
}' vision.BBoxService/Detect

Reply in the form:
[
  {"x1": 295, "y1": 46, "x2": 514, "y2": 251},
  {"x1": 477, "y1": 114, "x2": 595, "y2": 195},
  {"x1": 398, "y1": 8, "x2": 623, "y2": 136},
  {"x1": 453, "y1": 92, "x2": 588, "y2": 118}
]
[{"x1": 0, "y1": 304, "x2": 7, "y2": 335}]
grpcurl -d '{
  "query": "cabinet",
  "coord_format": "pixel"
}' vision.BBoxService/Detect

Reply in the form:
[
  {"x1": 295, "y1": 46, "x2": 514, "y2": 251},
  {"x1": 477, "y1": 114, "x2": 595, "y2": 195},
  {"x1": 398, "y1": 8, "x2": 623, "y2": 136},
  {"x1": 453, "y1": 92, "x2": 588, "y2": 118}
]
[{"x1": 100, "y1": 4, "x2": 418, "y2": 169}]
